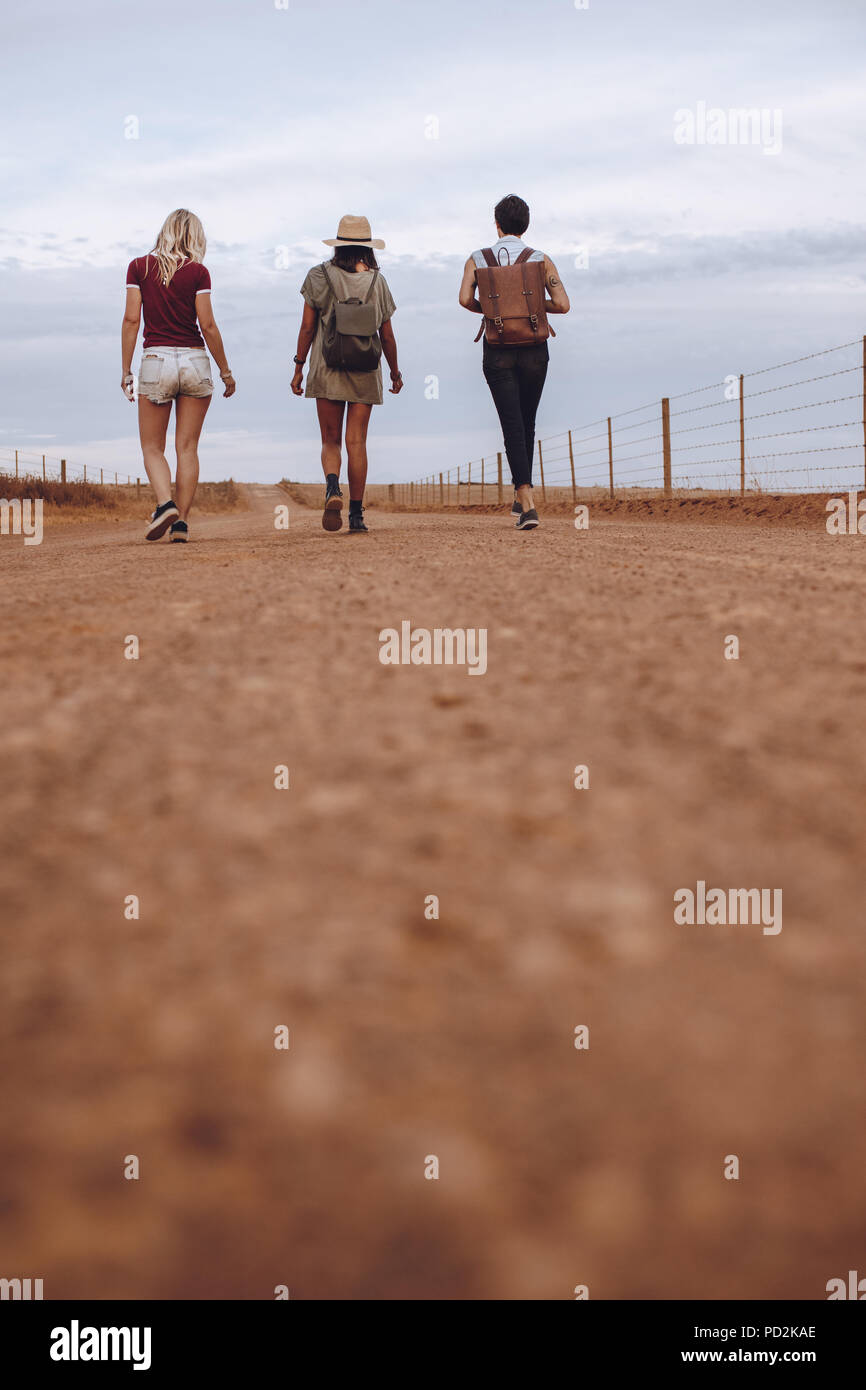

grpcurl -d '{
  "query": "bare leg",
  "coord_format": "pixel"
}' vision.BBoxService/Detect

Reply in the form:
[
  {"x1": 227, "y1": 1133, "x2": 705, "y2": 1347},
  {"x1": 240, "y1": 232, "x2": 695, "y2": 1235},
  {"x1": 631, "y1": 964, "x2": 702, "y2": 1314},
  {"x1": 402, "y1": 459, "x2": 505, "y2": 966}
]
[
  {"x1": 174, "y1": 395, "x2": 211, "y2": 521},
  {"x1": 316, "y1": 399, "x2": 345, "y2": 479},
  {"x1": 345, "y1": 402, "x2": 373, "y2": 501},
  {"x1": 138, "y1": 397, "x2": 173, "y2": 505}
]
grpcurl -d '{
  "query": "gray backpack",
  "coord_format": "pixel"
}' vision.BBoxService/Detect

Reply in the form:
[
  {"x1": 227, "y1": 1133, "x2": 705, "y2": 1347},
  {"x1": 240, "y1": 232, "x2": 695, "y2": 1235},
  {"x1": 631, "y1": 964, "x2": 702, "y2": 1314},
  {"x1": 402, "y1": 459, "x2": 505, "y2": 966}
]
[{"x1": 320, "y1": 264, "x2": 383, "y2": 372}]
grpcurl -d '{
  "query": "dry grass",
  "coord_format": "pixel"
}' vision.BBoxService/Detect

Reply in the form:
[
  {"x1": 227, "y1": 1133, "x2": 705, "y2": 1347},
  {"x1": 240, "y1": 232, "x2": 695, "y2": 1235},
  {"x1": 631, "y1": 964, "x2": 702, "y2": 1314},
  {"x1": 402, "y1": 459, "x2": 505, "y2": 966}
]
[
  {"x1": 0, "y1": 473, "x2": 247, "y2": 527},
  {"x1": 0, "y1": 474, "x2": 109, "y2": 508}
]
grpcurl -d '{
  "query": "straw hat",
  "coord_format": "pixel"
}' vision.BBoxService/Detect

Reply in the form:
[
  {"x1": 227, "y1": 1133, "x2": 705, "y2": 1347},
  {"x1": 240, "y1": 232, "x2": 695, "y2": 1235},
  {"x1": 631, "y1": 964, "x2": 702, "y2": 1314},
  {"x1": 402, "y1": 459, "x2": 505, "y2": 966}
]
[{"x1": 323, "y1": 214, "x2": 385, "y2": 250}]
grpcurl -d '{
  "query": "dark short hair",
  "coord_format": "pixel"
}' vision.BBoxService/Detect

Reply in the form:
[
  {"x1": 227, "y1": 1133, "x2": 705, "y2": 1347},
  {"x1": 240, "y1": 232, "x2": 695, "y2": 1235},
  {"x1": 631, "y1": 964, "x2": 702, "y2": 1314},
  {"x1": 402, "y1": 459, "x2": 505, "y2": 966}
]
[
  {"x1": 494, "y1": 194, "x2": 530, "y2": 236},
  {"x1": 331, "y1": 244, "x2": 379, "y2": 272}
]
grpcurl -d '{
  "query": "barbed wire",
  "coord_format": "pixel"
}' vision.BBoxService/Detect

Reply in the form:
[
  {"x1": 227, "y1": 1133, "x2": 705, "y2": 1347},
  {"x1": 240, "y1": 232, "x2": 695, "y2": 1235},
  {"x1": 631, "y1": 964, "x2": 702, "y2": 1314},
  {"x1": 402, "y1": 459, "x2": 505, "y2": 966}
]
[
  {"x1": 414, "y1": 334, "x2": 866, "y2": 500},
  {"x1": 0, "y1": 447, "x2": 137, "y2": 486}
]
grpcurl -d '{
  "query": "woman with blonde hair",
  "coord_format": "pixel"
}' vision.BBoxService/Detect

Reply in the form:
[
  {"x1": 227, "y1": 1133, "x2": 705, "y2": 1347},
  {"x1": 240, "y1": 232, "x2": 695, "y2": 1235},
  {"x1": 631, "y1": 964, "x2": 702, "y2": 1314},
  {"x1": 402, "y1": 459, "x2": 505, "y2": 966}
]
[
  {"x1": 291, "y1": 214, "x2": 402, "y2": 533},
  {"x1": 121, "y1": 209, "x2": 236, "y2": 542}
]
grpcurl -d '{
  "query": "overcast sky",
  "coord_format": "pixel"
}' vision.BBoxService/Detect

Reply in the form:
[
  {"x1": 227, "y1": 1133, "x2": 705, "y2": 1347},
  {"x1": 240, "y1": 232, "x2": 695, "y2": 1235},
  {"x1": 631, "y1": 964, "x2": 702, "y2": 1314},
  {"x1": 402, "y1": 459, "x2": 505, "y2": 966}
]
[{"x1": 1, "y1": 0, "x2": 864, "y2": 487}]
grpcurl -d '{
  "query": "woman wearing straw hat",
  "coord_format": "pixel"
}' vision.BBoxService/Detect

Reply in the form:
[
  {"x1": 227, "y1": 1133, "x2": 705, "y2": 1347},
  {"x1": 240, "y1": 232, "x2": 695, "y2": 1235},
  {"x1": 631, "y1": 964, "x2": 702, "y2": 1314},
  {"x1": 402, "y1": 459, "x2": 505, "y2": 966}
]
[{"x1": 291, "y1": 215, "x2": 402, "y2": 533}]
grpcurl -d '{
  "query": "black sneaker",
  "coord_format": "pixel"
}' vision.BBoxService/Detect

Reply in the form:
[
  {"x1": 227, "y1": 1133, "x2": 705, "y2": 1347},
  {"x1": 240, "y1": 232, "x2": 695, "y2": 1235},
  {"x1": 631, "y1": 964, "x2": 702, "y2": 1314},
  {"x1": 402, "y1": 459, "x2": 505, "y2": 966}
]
[
  {"x1": 169, "y1": 520, "x2": 189, "y2": 543},
  {"x1": 511, "y1": 496, "x2": 522, "y2": 516},
  {"x1": 348, "y1": 510, "x2": 369, "y2": 533},
  {"x1": 323, "y1": 478, "x2": 343, "y2": 532},
  {"x1": 515, "y1": 507, "x2": 540, "y2": 530},
  {"x1": 145, "y1": 499, "x2": 179, "y2": 540}
]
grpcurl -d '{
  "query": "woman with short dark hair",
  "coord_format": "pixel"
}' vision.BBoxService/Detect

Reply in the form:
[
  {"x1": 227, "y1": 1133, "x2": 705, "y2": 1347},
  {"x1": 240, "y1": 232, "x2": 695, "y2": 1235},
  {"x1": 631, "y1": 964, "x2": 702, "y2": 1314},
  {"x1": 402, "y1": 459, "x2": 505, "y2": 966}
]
[
  {"x1": 459, "y1": 195, "x2": 570, "y2": 530},
  {"x1": 291, "y1": 215, "x2": 402, "y2": 533}
]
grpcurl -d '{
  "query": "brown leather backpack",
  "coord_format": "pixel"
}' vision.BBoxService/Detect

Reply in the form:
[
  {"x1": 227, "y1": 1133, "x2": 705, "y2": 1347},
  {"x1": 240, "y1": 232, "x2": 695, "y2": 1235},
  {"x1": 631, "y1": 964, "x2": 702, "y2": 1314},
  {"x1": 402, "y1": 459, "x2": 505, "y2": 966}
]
[{"x1": 474, "y1": 246, "x2": 554, "y2": 347}]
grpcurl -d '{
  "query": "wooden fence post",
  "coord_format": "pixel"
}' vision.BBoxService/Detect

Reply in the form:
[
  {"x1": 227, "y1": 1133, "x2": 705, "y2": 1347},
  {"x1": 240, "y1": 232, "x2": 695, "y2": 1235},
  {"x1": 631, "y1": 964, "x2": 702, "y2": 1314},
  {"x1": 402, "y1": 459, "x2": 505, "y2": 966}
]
[
  {"x1": 61, "y1": 459, "x2": 67, "y2": 483},
  {"x1": 83, "y1": 465, "x2": 87, "y2": 483},
  {"x1": 497, "y1": 451, "x2": 503, "y2": 504},
  {"x1": 568, "y1": 429, "x2": 576, "y2": 503},
  {"x1": 456, "y1": 464, "x2": 461, "y2": 505},
  {"x1": 439, "y1": 472, "x2": 443, "y2": 506},
  {"x1": 739, "y1": 373, "x2": 746, "y2": 497},
  {"x1": 662, "y1": 398, "x2": 672, "y2": 496},
  {"x1": 538, "y1": 441, "x2": 546, "y2": 500},
  {"x1": 15, "y1": 449, "x2": 18, "y2": 478},
  {"x1": 136, "y1": 477, "x2": 141, "y2": 499},
  {"x1": 607, "y1": 417, "x2": 614, "y2": 498},
  {"x1": 42, "y1": 455, "x2": 46, "y2": 481},
  {"x1": 467, "y1": 460, "x2": 471, "y2": 506}
]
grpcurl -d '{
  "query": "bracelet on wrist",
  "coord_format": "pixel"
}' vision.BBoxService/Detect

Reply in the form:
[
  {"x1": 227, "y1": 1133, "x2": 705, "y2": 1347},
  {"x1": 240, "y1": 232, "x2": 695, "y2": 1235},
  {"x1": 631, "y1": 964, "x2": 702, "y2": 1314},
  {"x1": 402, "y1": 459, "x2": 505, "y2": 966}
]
[
  {"x1": 293, "y1": 356, "x2": 306, "y2": 367},
  {"x1": 220, "y1": 369, "x2": 234, "y2": 380}
]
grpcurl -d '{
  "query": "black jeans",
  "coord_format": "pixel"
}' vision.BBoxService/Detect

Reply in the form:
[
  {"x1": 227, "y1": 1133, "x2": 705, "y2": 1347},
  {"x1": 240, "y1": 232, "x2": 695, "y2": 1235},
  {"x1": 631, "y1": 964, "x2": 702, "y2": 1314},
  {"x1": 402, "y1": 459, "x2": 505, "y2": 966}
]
[{"x1": 482, "y1": 340, "x2": 549, "y2": 490}]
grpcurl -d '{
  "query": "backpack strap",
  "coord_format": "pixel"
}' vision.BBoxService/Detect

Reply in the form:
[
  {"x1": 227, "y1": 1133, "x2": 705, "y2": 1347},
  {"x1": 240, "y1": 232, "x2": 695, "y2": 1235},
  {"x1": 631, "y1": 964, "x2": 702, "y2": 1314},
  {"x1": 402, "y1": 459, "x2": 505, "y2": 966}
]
[
  {"x1": 362, "y1": 267, "x2": 380, "y2": 303},
  {"x1": 520, "y1": 257, "x2": 537, "y2": 334},
  {"x1": 480, "y1": 248, "x2": 497, "y2": 267},
  {"x1": 320, "y1": 262, "x2": 337, "y2": 306},
  {"x1": 515, "y1": 246, "x2": 535, "y2": 264}
]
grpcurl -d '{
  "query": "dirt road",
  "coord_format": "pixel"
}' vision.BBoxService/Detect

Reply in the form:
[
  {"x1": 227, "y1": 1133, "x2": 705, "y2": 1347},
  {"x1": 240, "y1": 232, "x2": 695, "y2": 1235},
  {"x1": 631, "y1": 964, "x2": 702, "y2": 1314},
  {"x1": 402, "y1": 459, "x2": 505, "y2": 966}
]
[{"x1": 1, "y1": 485, "x2": 864, "y2": 1299}]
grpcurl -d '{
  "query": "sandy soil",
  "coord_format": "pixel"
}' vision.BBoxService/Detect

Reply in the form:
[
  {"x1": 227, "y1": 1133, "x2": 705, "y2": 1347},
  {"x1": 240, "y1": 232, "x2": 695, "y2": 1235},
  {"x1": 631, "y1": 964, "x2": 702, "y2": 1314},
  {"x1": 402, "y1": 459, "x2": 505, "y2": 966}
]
[{"x1": 1, "y1": 484, "x2": 864, "y2": 1300}]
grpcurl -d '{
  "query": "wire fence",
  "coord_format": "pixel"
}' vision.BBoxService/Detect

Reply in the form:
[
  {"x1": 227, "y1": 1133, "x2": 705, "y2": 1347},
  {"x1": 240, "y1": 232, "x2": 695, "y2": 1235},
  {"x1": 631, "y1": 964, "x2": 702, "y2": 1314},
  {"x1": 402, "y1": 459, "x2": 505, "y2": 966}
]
[
  {"x1": 5, "y1": 336, "x2": 864, "y2": 504},
  {"x1": 0, "y1": 448, "x2": 138, "y2": 489},
  {"x1": 395, "y1": 336, "x2": 866, "y2": 506}
]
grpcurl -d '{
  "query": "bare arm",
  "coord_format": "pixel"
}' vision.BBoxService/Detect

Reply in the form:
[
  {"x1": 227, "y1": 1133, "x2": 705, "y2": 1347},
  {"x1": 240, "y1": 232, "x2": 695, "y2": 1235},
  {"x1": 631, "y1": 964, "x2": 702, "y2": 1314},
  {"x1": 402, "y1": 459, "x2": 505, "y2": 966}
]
[
  {"x1": 459, "y1": 255, "x2": 483, "y2": 313},
  {"x1": 195, "y1": 291, "x2": 235, "y2": 396},
  {"x1": 291, "y1": 303, "x2": 318, "y2": 397},
  {"x1": 379, "y1": 319, "x2": 403, "y2": 394},
  {"x1": 121, "y1": 288, "x2": 141, "y2": 400},
  {"x1": 543, "y1": 255, "x2": 570, "y2": 314}
]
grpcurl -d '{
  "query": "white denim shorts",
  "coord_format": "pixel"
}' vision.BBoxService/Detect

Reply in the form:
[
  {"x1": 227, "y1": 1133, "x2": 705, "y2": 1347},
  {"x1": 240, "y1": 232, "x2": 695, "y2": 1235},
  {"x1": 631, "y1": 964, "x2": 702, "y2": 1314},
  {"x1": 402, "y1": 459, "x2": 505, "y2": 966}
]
[{"x1": 138, "y1": 346, "x2": 214, "y2": 404}]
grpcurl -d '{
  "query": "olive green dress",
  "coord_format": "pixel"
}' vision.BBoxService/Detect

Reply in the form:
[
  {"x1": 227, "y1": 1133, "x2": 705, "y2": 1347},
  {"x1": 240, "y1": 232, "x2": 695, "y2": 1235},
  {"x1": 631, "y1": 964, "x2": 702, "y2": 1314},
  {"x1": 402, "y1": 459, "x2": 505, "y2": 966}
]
[{"x1": 300, "y1": 262, "x2": 397, "y2": 405}]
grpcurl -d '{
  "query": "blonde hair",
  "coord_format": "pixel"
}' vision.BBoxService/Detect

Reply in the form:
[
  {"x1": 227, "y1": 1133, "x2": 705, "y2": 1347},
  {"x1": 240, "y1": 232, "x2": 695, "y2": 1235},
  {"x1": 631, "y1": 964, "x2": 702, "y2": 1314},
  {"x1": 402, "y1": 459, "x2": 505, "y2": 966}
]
[{"x1": 147, "y1": 209, "x2": 207, "y2": 286}]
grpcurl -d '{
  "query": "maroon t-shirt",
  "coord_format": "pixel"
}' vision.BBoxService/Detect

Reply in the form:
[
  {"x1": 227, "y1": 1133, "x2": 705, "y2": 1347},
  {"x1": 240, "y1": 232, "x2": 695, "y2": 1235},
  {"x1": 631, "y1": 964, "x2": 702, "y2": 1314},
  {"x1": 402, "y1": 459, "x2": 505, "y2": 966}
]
[{"x1": 126, "y1": 256, "x2": 211, "y2": 349}]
